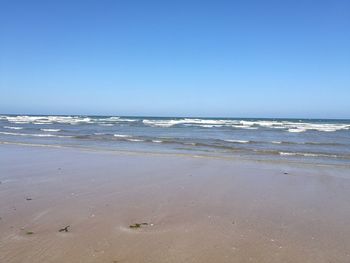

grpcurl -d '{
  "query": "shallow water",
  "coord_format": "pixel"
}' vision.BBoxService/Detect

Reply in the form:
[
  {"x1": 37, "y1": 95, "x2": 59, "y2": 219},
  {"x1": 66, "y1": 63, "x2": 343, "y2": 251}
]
[{"x1": 1, "y1": 115, "x2": 349, "y2": 165}]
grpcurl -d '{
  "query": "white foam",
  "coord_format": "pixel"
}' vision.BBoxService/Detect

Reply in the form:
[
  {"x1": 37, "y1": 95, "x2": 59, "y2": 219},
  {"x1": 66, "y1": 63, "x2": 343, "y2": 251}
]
[
  {"x1": 4, "y1": 115, "x2": 93, "y2": 125},
  {"x1": 100, "y1": 117, "x2": 136, "y2": 122},
  {"x1": 40, "y1": 129, "x2": 61, "y2": 132},
  {"x1": 4, "y1": 126, "x2": 23, "y2": 130},
  {"x1": 271, "y1": 141, "x2": 282, "y2": 144},
  {"x1": 279, "y1": 152, "x2": 295, "y2": 156},
  {"x1": 142, "y1": 119, "x2": 180, "y2": 127},
  {"x1": 232, "y1": 120, "x2": 350, "y2": 132},
  {"x1": 143, "y1": 118, "x2": 239, "y2": 127},
  {"x1": 106, "y1": 117, "x2": 120, "y2": 120},
  {"x1": 6, "y1": 116, "x2": 46, "y2": 123},
  {"x1": 232, "y1": 125, "x2": 258, "y2": 130},
  {"x1": 0, "y1": 132, "x2": 22, "y2": 136},
  {"x1": 279, "y1": 151, "x2": 338, "y2": 158},
  {"x1": 288, "y1": 128, "x2": 306, "y2": 133},
  {"x1": 33, "y1": 122, "x2": 52, "y2": 125},
  {"x1": 113, "y1": 134, "x2": 131, "y2": 138},
  {"x1": 126, "y1": 138, "x2": 144, "y2": 142},
  {"x1": 198, "y1": 124, "x2": 223, "y2": 128},
  {"x1": 152, "y1": 140, "x2": 163, "y2": 143},
  {"x1": 31, "y1": 134, "x2": 56, "y2": 137},
  {"x1": 0, "y1": 131, "x2": 70, "y2": 138},
  {"x1": 2, "y1": 115, "x2": 350, "y2": 132},
  {"x1": 225, "y1": 139, "x2": 249, "y2": 143},
  {"x1": 143, "y1": 118, "x2": 347, "y2": 131},
  {"x1": 117, "y1": 118, "x2": 138, "y2": 122}
]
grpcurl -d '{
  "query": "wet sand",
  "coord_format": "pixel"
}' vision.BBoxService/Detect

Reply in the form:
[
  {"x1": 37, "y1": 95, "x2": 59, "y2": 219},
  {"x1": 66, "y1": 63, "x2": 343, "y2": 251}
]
[{"x1": 0, "y1": 144, "x2": 350, "y2": 263}]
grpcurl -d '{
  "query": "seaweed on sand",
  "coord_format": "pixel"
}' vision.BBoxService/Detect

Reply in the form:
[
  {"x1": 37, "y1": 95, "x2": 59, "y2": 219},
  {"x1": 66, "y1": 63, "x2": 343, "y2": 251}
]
[
  {"x1": 129, "y1": 222, "x2": 149, "y2": 229},
  {"x1": 59, "y1": 225, "x2": 70, "y2": 232}
]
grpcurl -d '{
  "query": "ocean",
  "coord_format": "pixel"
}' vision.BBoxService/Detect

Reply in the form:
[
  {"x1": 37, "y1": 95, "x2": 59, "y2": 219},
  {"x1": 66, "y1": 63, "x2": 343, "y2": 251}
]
[{"x1": 1, "y1": 115, "x2": 349, "y2": 165}]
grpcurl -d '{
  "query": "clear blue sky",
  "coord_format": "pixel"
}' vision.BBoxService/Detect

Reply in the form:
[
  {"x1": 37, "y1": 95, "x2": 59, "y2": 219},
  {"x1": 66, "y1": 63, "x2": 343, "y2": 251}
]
[{"x1": 0, "y1": 0, "x2": 349, "y2": 118}]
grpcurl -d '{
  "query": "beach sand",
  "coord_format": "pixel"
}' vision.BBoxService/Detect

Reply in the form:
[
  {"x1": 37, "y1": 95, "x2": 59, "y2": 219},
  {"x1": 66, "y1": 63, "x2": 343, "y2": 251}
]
[{"x1": 0, "y1": 144, "x2": 350, "y2": 263}]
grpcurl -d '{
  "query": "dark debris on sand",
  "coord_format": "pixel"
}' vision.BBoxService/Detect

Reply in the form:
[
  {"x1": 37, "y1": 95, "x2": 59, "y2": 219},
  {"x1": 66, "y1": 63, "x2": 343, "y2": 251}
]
[
  {"x1": 129, "y1": 223, "x2": 149, "y2": 229},
  {"x1": 59, "y1": 225, "x2": 70, "y2": 232}
]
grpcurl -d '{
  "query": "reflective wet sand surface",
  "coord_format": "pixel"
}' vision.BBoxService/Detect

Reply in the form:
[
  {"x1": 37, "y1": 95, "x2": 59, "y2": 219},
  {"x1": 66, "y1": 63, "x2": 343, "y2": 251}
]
[{"x1": 1, "y1": 145, "x2": 350, "y2": 263}]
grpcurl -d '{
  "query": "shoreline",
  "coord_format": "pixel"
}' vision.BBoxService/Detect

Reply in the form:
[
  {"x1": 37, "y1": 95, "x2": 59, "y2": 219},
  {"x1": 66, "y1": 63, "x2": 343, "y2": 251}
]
[
  {"x1": 1, "y1": 140, "x2": 350, "y2": 170},
  {"x1": 1, "y1": 144, "x2": 350, "y2": 262}
]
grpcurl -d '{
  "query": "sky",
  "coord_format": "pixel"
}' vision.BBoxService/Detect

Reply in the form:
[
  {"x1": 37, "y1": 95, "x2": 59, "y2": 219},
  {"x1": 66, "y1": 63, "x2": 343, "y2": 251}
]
[{"x1": 0, "y1": 0, "x2": 349, "y2": 118}]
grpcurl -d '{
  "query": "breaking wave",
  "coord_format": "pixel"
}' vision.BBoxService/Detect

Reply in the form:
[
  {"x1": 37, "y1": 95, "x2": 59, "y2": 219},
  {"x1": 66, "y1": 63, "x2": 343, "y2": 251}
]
[{"x1": 0, "y1": 131, "x2": 71, "y2": 138}]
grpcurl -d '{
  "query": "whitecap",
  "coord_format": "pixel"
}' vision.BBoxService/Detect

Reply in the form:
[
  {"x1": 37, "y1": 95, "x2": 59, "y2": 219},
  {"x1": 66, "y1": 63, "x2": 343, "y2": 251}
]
[
  {"x1": 106, "y1": 117, "x2": 120, "y2": 121},
  {"x1": 126, "y1": 138, "x2": 144, "y2": 142},
  {"x1": 287, "y1": 128, "x2": 306, "y2": 133},
  {"x1": 31, "y1": 134, "x2": 56, "y2": 137},
  {"x1": 279, "y1": 151, "x2": 338, "y2": 158},
  {"x1": 231, "y1": 120, "x2": 350, "y2": 132},
  {"x1": 33, "y1": 122, "x2": 53, "y2": 125},
  {"x1": 4, "y1": 115, "x2": 94, "y2": 125},
  {"x1": 143, "y1": 118, "x2": 239, "y2": 128},
  {"x1": 117, "y1": 118, "x2": 138, "y2": 122},
  {"x1": 232, "y1": 125, "x2": 258, "y2": 130},
  {"x1": 114, "y1": 134, "x2": 131, "y2": 138},
  {"x1": 279, "y1": 152, "x2": 296, "y2": 156},
  {"x1": 225, "y1": 139, "x2": 249, "y2": 143},
  {"x1": 0, "y1": 131, "x2": 23, "y2": 136},
  {"x1": 40, "y1": 129, "x2": 61, "y2": 132},
  {"x1": 4, "y1": 126, "x2": 23, "y2": 130},
  {"x1": 198, "y1": 124, "x2": 223, "y2": 128},
  {"x1": 0, "y1": 131, "x2": 70, "y2": 138}
]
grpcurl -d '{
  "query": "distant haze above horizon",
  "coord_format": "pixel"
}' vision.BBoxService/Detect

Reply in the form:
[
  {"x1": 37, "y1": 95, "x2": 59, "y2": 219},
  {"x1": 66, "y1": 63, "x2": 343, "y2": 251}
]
[{"x1": 0, "y1": 0, "x2": 349, "y2": 118}]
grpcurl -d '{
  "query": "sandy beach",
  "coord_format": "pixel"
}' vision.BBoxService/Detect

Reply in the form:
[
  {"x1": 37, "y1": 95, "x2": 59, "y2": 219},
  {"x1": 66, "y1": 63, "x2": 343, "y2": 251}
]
[
  {"x1": 2, "y1": 0, "x2": 350, "y2": 261},
  {"x1": 1, "y1": 144, "x2": 350, "y2": 263}
]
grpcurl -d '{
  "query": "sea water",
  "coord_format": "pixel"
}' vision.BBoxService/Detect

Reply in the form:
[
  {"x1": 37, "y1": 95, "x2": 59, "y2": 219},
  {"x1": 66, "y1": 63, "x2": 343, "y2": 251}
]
[{"x1": 1, "y1": 115, "x2": 349, "y2": 165}]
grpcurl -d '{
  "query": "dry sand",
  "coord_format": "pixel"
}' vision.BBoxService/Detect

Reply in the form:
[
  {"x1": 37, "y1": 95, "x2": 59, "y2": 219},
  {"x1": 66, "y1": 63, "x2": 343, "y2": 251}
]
[{"x1": 0, "y1": 144, "x2": 350, "y2": 263}]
